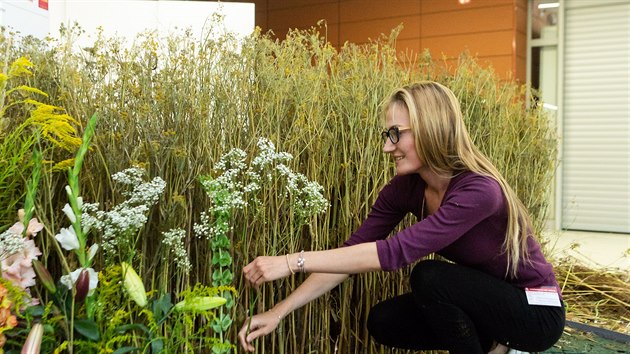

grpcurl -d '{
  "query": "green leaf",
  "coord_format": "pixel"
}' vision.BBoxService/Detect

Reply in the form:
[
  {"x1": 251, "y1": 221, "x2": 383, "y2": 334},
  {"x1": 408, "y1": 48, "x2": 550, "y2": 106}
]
[
  {"x1": 150, "y1": 338, "x2": 164, "y2": 353},
  {"x1": 115, "y1": 323, "x2": 151, "y2": 335},
  {"x1": 112, "y1": 347, "x2": 140, "y2": 354},
  {"x1": 74, "y1": 319, "x2": 100, "y2": 341},
  {"x1": 26, "y1": 305, "x2": 45, "y2": 317},
  {"x1": 212, "y1": 313, "x2": 233, "y2": 332},
  {"x1": 221, "y1": 269, "x2": 233, "y2": 284},
  {"x1": 219, "y1": 252, "x2": 232, "y2": 267},
  {"x1": 152, "y1": 293, "x2": 173, "y2": 324},
  {"x1": 211, "y1": 235, "x2": 230, "y2": 249}
]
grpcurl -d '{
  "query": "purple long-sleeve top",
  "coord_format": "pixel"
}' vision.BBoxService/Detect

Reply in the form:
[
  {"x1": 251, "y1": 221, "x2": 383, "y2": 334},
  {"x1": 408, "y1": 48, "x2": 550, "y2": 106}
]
[{"x1": 343, "y1": 171, "x2": 560, "y2": 291}]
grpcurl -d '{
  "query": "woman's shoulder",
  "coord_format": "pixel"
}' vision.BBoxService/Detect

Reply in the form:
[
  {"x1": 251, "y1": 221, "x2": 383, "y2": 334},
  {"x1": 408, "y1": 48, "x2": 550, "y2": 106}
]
[
  {"x1": 452, "y1": 171, "x2": 501, "y2": 190},
  {"x1": 449, "y1": 171, "x2": 505, "y2": 205}
]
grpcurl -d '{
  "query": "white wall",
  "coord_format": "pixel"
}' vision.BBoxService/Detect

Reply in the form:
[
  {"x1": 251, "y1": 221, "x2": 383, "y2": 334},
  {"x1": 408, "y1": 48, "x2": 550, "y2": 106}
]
[
  {"x1": 0, "y1": 0, "x2": 50, "y2": 38},
  {"x1": 1, "y1": 1, "x2": 254, "y2": 45}
]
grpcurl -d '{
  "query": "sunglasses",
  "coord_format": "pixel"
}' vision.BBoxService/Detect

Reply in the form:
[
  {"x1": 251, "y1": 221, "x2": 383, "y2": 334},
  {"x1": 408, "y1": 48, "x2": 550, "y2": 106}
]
[{"x1": 381, "y1": 126, "x2": 411, "y2": 144}]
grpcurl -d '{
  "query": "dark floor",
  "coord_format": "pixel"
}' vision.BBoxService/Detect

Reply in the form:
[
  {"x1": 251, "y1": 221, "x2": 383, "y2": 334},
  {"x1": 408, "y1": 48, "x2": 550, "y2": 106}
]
[{"x1": 543, "y1": 329, "x2": 629, "y2": 354}]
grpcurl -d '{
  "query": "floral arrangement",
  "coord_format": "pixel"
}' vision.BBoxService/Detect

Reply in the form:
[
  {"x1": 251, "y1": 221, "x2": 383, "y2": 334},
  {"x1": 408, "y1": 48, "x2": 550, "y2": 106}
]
[{"x1": 0, "y1": 211, "x2": 43, "y2": 298}]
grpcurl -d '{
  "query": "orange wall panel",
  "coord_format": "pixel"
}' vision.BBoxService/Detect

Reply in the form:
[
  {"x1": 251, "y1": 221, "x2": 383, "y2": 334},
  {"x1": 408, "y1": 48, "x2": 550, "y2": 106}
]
[
  {"x1": 421, "y1": 0, "x2": 513, "y2": 13},
  {"x1": 339, "y1": 15, "x2": 420, "y2": 44},
  {"x1": 339, "y1": 0, "x2": 420, "y2": 23},
  {"x1": 421, "y1": 5, "x2": 513, "y2": 37},
  {"x1": 267, "y1": 3, "x2": 338, "y2": 30},
  {"x1": 267, "y1": 0, "x2": 336, "y2": 10},
  {"x1": 239, "y1": 0, "x2": 526, "y2": 80},
  {"x1": 423, "y1": 31, "x2": 514, "y2": 58}
]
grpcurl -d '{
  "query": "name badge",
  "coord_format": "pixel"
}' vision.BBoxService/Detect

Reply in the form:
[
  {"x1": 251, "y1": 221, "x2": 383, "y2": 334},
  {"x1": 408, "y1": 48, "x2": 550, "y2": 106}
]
[{"x1": 525, "y1": 286, "x2": 561, "y2": 307}]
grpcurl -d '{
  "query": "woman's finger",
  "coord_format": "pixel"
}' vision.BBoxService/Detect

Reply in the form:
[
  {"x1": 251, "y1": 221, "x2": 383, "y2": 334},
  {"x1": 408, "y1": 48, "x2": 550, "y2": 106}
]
[
  {"x1": 246, "y1": 323, "x2": 269, "y2": 343},
  {"x1": 238, "y1": 318, "x2": 257, "y2": 352}
]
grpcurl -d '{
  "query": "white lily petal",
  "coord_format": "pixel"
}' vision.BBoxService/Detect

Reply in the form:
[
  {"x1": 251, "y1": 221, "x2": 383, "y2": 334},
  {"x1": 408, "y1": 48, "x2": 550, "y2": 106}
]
[
  {"x1": 87, "y1": 244, "x2": 99, "y2": 262},
  {"x1": 86, "y1": 267, "x2": 99, "y2": 294},
  {"x1": 62, "y1": 203, "x2": 77, "y2": 224},
  {"x1": 60, "y1": 268, "x2": 83, "y2": 289},
  {"x1": 55, "y1": 227, "x2": 80, "y2": 250}
]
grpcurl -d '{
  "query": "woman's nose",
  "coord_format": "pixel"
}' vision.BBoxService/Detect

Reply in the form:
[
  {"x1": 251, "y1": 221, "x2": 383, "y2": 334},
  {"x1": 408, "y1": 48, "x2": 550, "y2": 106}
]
[{"x1": 383, "y1": 139, "x2": 395, "y2": 153}]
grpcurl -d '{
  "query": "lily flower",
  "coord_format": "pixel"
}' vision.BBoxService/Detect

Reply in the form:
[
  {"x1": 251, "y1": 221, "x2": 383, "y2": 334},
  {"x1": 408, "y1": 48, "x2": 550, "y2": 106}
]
[
  {"x1": 32, "y1": 260, "x2": 56, "y2": 294},
  {"x1": 74, "y1": 269, "x2": 90, "y2": 302},
  {"x1": 21, "y1": 322, "x2": 43, "y2": 354},
  {"x1": 60, "y1": 267, "x2": 99, "y2": 296},
  {"x1": 174, "y1": 296, "x2": 227, "y2": 312},
  {"x1": 55, "y1": 227, "x2": 79, "y2": 250},
  {"x1": 121, "y1": 262, "x2": 147, "y2": 307}
]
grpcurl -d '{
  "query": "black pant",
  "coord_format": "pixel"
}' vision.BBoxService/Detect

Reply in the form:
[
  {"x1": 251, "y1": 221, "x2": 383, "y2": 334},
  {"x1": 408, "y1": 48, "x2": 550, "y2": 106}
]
[{"x1": 367, "y1": 260, "x2": 565, "y2": 354}]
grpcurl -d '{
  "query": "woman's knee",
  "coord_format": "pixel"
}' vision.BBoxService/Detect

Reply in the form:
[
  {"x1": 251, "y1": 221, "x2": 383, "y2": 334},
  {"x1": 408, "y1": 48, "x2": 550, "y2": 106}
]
[
  {"x1": 410, "y1": 260, "x2": 448, "y2": 296},
  {"x1": 366, "y1": 302, "x2": 389, "y2": 341}
]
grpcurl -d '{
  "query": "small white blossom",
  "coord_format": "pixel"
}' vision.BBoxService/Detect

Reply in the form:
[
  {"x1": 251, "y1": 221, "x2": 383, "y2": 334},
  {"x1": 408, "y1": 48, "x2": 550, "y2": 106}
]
[
  {"x1": 0, "y1": 229, "x2": 24, "y2": 259},
  {"x1": 162, "y1": 228, "x2": 191, "y2": 272},
  {"x1": 193, "y1": 211, "x2": 212, "y2": 239},
  {"x1": 84, "y1": 168, "x2": 166, "y2": 261},
  {"x1": 55, "y1": 227, "x2": 80, "y2": 251}
]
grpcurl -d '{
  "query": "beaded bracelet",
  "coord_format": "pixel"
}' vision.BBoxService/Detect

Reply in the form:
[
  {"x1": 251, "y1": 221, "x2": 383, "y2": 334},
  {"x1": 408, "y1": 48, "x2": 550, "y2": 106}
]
[
  {"x1": 296, "y1": 250, "x2": 305, "y2": 273},
  {"x1": 285, "y1": 254, "x2": 295, "y2": 275}
]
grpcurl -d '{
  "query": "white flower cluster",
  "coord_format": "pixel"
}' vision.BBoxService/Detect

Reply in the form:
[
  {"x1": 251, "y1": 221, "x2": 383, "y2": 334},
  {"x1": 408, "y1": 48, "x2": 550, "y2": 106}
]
[
  {"x1": 111, "y1": 167, "x2": 145, "y2": 193},
  {"x1": 198, "y1": 137, "x2": 329, "y2": 235},
  {"x1": 83, "y1": 167, "x2": 166, "y2": 260},
  {"x1": 0, "y1": 229, "x2": 24, "y2": 259},
  {"x1": 161, "y1": 228, "x2": 191, "y2": 272},
  {"x1": 193, "y1": 211, "x2": 211, "y2": 239},
  {"x1": 284, "y1": 172, "x2": 329, "y2": 220}
]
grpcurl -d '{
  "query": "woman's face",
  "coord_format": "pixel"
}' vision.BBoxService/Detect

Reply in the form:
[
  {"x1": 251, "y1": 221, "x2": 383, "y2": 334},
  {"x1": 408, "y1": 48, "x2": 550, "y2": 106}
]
[{"x1": 383, "y1": 102, "x2": 424, "y2": 175}]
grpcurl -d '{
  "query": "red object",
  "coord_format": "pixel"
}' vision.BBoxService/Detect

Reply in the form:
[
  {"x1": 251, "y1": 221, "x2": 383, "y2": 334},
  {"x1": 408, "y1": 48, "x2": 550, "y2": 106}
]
[{"x1": 38, "y1": 0, "x2": 48, "y2": 10}]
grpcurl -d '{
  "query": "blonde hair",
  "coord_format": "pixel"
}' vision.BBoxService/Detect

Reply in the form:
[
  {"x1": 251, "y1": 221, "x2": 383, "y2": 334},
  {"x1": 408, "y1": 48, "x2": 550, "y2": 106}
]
[{"x1": 386, "y1": 81, "x2": 532, "y2": 278}]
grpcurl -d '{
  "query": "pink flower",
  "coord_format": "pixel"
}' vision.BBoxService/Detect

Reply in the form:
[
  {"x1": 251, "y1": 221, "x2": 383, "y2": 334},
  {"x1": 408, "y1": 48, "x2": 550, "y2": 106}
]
[
  {"x1": 1, "y1": 239, "x2": 41, "y2": 290},
  {"x1": 7, "y1": 218, "x2": 44, "y2": 238}
]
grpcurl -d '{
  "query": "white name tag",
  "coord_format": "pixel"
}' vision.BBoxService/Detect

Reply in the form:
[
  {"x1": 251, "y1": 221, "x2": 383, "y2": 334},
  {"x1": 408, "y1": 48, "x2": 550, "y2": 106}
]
[{"x1": 525, "y1": 286, "x2": 562, "y2": 307}]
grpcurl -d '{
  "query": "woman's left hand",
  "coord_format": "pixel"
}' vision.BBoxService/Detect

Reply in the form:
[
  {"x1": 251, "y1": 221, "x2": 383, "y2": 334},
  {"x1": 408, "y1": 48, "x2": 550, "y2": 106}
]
[{"x1": 243, "y1": 256, "x2": 291, "y2": 289}]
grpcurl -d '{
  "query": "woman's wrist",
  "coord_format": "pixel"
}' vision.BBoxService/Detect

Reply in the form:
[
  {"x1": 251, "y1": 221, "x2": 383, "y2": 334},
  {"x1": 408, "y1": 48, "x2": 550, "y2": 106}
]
[
  {"x1": 286, "y1": 251, "x2": 306, "y2": 274},
  {"x1": 271, "y1": 302, "x2": 290, "y2": 321}
]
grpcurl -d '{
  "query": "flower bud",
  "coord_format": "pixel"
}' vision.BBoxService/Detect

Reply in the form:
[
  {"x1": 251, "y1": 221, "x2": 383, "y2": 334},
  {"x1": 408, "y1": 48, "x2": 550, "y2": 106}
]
[
  {"x1": 121, "y1": 262, "x2": 147, "y2": 307},
  {"x1": 32, "y1": 260, "x2": 56, "y2": 295},
  {"x1": 65, "y1": 185, "x2": 72, "y2": 198},
  {"x1": 87, "y1": 244, "x2": 99, "y2": 263},
  {"x1": 174, "y1": 296, "x2": 226, "y2": 312},
  {"x1": 75, "y1": 269, "x2": 90, "y2": 302},
  {"x1": 62, "y1": 203, "x2": 76, "y2": 224},
  {"x1": 17, "y1": 209, "x2": 25, "y2": 223},
  {"x1": 21, "y1": 323, "x2": 43, "y2": 354}
]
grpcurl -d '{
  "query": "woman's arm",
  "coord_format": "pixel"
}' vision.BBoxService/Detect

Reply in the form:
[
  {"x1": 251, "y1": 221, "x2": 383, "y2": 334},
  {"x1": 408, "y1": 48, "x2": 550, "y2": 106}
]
[
  {"x1": 242, "y1": 242, "x2": 380, "y2": 289},
  {"x1": 238, "y1": 272, "x2": 349, "y2": 351}
]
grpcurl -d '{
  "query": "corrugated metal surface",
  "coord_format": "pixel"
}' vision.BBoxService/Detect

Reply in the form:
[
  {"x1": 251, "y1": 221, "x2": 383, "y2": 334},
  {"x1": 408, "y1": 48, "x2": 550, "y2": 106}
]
[{"x1": 562, "y1": 0, "x2": 630, "y2": 233}]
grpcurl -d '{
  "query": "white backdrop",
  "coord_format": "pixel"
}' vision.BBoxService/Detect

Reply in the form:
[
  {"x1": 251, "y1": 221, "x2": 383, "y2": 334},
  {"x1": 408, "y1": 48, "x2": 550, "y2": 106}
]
[{"x1": 1, "y1": 0, "x2": 254, "y2": 44}]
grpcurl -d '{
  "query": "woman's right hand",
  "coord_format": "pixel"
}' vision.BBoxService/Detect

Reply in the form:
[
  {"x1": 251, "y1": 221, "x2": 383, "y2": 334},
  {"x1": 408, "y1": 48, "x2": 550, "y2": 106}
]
[{"x1": 238, "y1": 309, "x2": 282, "y2": 352}]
